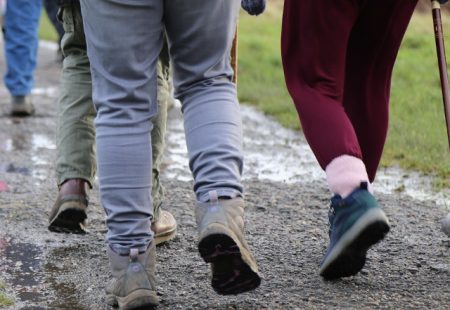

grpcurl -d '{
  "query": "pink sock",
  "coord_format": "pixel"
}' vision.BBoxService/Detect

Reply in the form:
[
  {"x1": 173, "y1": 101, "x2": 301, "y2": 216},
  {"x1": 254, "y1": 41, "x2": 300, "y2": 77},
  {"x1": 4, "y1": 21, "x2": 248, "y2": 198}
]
[{"x1": 325, "y1": 155, "x2": 372, "y2": 198}]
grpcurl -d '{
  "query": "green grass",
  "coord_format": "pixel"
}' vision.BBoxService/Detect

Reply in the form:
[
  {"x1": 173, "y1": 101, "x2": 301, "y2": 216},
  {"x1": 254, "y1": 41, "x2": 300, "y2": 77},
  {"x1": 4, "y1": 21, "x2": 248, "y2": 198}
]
[
  {"x1": 385, "y1": 13, "x2": 450, "y2": 186},
  {"x1": 237, "y1": 5, "x2": 298, "y2": 129},
  {"x1": 38, "y1": 11, "x2": 59, "y2": 42},
  {"x1": 38, "y1": 6, "x2": 450, "y2": 187},
  {"x1": 0, "y1": 281, "x2": 14, "y2": 307}
]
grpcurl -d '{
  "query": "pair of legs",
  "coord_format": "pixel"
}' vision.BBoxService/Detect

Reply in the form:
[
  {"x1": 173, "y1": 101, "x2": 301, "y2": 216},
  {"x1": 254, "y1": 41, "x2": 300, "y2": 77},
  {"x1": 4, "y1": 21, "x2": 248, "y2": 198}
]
[
  {"x1": 3, "y1": 0, "x2": 42, "y2": 115},
  {"x1": 80, "y1": 0, "x2": 260, "y2": 307},
  {"x1": 282, "y1": 0, "x2": 417, "y2": 278},
  {"x1": 49, "y1": 1, "x2": 176, "y2": 244}
]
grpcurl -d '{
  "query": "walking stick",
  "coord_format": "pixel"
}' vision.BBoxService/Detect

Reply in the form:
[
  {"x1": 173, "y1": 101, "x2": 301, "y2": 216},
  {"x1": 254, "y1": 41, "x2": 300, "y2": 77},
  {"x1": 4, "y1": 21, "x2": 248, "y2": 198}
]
[
  {"x1": 431, "y1": 0, "x2": 450, "y2": 149},
  {"x1": 231, "y1": 27, "x2": 239, "y2": 85}
]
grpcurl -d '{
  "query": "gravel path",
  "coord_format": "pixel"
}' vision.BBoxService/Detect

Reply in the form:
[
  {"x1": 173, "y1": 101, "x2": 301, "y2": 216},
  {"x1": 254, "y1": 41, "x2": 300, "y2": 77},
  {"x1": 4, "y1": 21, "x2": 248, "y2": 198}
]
[{"x1": 0, "y1": 41, "x2": 449, "y2": 310}]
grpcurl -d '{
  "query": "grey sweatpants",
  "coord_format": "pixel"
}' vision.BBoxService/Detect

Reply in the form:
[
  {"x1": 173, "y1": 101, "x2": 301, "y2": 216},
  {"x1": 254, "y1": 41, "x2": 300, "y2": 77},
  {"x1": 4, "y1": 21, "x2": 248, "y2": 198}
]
[{"x1": 80, "y1": 0, "x2": 243, "y2": 253}]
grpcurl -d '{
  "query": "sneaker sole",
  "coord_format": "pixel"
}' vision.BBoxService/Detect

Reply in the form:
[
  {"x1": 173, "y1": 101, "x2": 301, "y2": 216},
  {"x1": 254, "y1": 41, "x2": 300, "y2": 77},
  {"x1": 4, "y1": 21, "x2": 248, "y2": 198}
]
[
  {"x1": 198, "y1": 233, "x2": 261, "y2": 295},
  {"x1": 48, "y1": 205, "x2": 87, "y2": 234},
  {"x1": 319, "y1": 208, "x2": 390, "y2": 280}
]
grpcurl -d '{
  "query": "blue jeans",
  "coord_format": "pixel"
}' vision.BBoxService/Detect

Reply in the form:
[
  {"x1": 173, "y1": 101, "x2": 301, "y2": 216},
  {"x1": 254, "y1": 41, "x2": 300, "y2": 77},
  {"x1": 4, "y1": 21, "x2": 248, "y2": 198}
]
[{"x1": 3, "y1": 0, "x2": 42, "y2": 96}]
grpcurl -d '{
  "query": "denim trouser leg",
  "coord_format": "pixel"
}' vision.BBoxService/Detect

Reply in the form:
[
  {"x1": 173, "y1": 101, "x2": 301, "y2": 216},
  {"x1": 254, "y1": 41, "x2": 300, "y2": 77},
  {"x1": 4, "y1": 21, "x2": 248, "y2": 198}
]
[
  {"x1": 80, "y1": 0, "x2": 242, "y2": 253},
  {"x1": 165, "y1": 0, "x2": 243, "y2": 203},
  {"x1": 3, "y1": 0, "x2": 42, "y2": 96}
]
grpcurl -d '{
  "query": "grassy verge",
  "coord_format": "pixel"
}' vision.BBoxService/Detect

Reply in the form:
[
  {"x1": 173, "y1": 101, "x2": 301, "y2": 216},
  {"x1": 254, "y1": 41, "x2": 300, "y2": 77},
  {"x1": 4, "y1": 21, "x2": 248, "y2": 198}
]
[
  {"x1": 0, "y1": 281, "x2": 14, "y2": 308},
  {"x1": 38, "y1": 6, "x2": 450, "y2": 187},
  {"x1": 386, "y1": 12, "x2": 450, "y2": 187}
]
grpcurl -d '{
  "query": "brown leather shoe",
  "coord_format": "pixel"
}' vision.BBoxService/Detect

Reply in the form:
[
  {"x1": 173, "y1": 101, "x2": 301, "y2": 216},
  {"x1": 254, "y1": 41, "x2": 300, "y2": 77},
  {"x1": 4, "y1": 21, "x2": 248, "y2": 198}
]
[
  {"x1": 151, "y1": 210, "x2": 177, "y2": 246},
  {"x1": 48, "y1": 179, "x2": 89, "y2": 234}
]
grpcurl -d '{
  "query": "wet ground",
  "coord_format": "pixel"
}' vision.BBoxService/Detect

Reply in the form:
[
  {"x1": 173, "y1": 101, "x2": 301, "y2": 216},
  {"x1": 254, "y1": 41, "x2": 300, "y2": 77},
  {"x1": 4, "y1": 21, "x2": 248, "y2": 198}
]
[{"x1": 0, "y1": 41, "x2": 449, "y2": 309}]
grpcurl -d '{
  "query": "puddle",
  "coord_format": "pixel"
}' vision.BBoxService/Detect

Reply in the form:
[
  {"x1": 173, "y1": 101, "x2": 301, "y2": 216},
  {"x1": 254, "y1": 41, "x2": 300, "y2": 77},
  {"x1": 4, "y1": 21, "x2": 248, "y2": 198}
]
[
  {"x1": 0, "y1": 236, "x2": 46, "y2": 307},
  {"x1": 0, "y1": 133, "x2": 55, "y2": 153},
  {"x1": 0, "y1": 237, "x2": 88, "y2": 309},
  {"x1": 0, "y1": 131, "x2": 55, "y2": 181},
  {"x1": 31, "y1": 87, "x2": 58, "y2": 99},
  {"x1": 0, "y1": 133, "x2": 55, "y2": 182},
  {"x1": 0, "y1": 164, "x2": 30, "y2": 176},
  {"x1": 43, "y1": 247, "x2": 89, "y2": 310},
  {"x1": 38, "y1": 41, "x2": 58, "y2": 52},
  {"x1": 31, "y1": 135, "x2": 56, "y2": 151},
  {"x1": 164, "y1": 104, "x2": 450, "y2": 207}
]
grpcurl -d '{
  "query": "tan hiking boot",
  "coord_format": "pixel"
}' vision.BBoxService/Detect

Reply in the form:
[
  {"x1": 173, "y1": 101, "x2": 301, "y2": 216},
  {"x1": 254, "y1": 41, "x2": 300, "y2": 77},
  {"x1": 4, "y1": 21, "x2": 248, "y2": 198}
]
[
  {"x1": 105, "y1": 243, "x2": 158, "y2": 310},
  {"x1": 152, "y1": 210, "x2": 177, "y2": 246},
  {"x1": 196, "y1": 192, "x2": 261, "y2": 295},
  {"x1": 10, "y1": 95, "x2": 35, "y2": 116},
  {"x1": 48, "y1": 179, "x2": 89, "y2": 234}
]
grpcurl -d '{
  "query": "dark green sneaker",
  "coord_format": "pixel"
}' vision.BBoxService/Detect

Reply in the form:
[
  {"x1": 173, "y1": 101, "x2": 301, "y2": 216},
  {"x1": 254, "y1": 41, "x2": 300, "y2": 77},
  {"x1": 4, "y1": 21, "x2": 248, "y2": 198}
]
[
  {"x1": 105, "y1": 243, "x2": 158, "y2": 310},
  {"x1": 319, "y1": 182, "x2": 390, "y2": 280}
]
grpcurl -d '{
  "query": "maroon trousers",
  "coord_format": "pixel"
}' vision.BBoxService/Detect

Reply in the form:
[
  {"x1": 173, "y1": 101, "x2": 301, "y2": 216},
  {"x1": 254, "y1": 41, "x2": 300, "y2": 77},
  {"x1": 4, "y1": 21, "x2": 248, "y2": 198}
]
[{"x1": 281, "y1": 0, "x2": 417, "y2": 181}]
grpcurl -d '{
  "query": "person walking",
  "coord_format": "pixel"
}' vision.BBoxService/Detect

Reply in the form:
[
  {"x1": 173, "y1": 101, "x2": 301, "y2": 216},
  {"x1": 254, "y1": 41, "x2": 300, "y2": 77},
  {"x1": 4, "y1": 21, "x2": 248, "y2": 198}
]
[
  {"x1": 3, "y1": 0, "x2": 43, "y2": 116},
  {"x1": 78, "y1": 1, "x2": 262, "y2": 308},
  {"x1": 47, "y1": 0, "x2": 177, "y2": 247},
  {"x1": 281, "y1": 0, "x2": 422, "y2": 280}
]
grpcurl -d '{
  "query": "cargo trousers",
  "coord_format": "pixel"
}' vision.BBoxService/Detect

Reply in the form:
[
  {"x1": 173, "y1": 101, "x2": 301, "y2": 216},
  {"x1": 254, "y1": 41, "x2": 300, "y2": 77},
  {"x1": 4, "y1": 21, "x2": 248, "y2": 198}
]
[{"x1": 55, "y1": 1, "x2": 171, "y2": 220}]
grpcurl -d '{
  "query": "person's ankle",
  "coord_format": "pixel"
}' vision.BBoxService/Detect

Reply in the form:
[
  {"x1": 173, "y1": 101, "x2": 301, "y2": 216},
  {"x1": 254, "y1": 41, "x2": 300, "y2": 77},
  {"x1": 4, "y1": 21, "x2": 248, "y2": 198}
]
[
  {"x1": 325, "y1": 155, "x2": 372, "y2": 198},
  {"x1": 59, "y1": 179, "x2": 90, "y2": 196}
]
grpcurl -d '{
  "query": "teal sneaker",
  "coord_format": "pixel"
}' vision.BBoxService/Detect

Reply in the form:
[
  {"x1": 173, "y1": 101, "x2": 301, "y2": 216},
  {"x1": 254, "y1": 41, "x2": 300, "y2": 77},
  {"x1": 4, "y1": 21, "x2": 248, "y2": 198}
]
[{"x1": 319, "y1": 182, "x2": 390, "y2": 280}]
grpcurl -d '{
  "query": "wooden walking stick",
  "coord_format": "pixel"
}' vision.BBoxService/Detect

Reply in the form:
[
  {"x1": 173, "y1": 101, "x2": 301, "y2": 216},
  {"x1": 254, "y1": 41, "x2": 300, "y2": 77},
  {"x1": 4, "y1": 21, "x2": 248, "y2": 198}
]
[
  {"x1": 231, "y1": 27, "x2": 239, "y2": 85},
  {"x1": 431, "y1": 0, "x2": 450, "y2": 149}
]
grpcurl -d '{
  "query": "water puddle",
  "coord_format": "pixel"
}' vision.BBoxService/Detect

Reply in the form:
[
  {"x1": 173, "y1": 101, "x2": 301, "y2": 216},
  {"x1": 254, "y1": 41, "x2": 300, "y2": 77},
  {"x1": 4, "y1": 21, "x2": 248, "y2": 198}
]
[
  {"x1": 0, "y1": 236, "x2": 46, "y2": 308},
  {"x1": 31, "y1": 87, "x2": 58, "y2": 99},
  {"x1": 164, "y1": 103, "x2": 450, "y2": 207},
  {"x1": 0, "y1": 237, "x2": 88, "y2": 309},
  {"x1": 0, "y1": 133, "x2": 55, "y2": 183},
  {"x1": 0, "y1": 133, "x2": 55, "y2": 153},
  {"x1": 38, "y1": 41, "x2": 59, "y2": 52},
  {"x1": 0, "y1": 164, "x2": 30, "y2": 176}
]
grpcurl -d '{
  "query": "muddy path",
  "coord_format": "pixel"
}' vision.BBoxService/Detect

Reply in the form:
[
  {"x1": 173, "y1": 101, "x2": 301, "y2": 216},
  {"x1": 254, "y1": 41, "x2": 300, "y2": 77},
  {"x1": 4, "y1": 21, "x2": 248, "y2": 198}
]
[{"x1": 0, "y1": 42, "x2": 449, "y2": 309}]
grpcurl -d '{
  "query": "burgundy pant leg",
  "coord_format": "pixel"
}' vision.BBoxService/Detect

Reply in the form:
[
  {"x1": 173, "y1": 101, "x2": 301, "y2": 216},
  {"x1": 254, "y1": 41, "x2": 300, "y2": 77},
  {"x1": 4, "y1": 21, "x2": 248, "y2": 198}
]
[
  {"x1": 282, "y1": 0, "x2": 417, "y2": 181},
  {"x1": 343, "y1": 0, "x2": 418, "y2": 181},
  {"x1": 281, "y1": 0, "x2": 362, "y2": 170}
]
